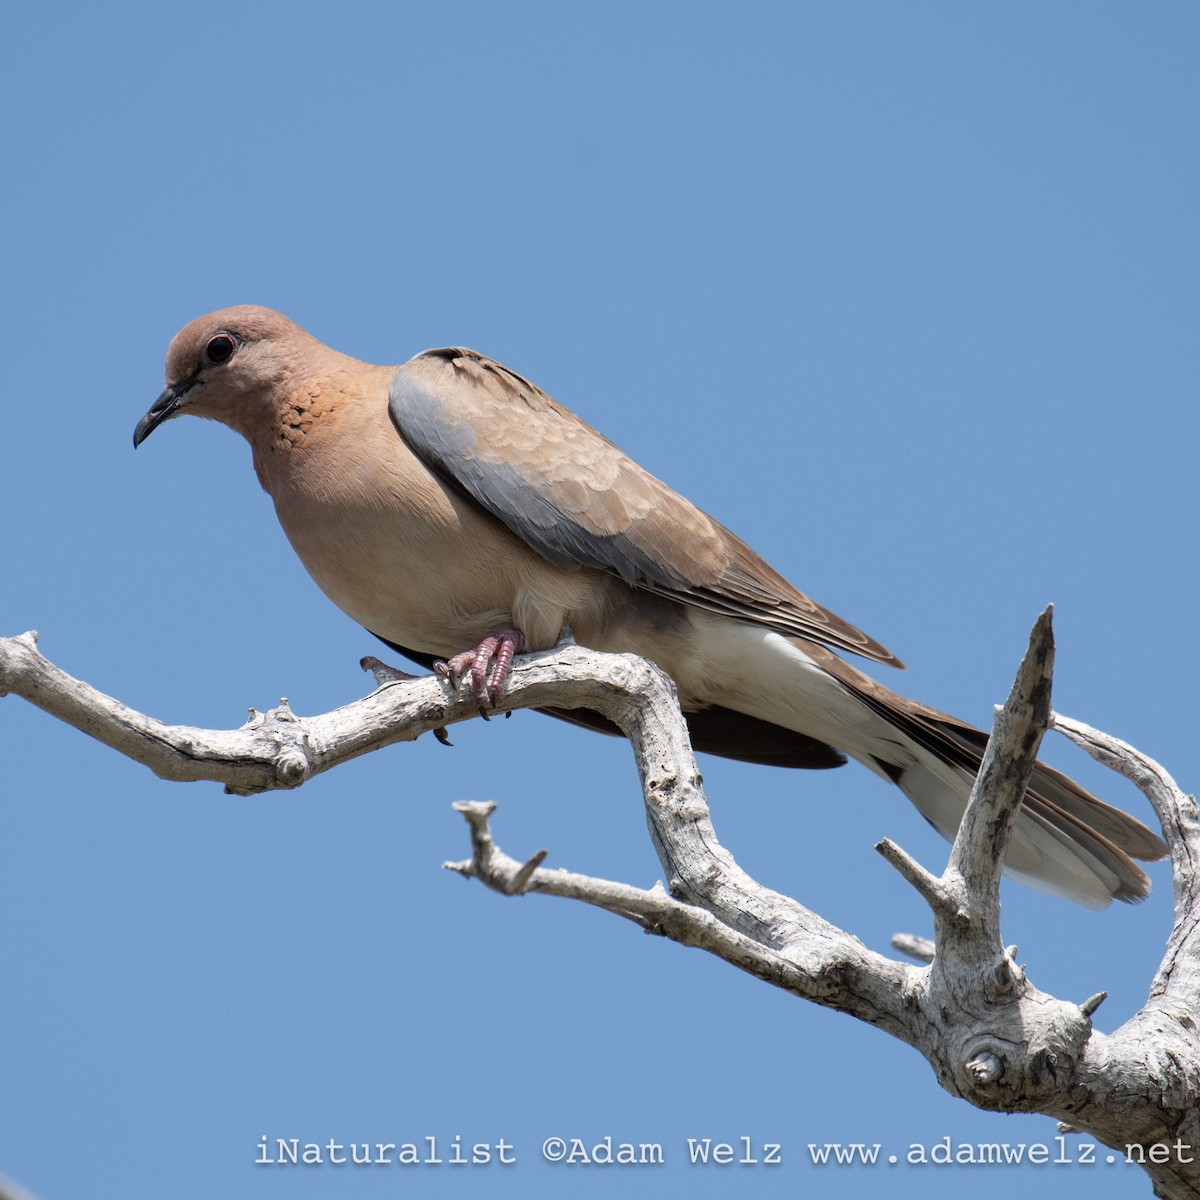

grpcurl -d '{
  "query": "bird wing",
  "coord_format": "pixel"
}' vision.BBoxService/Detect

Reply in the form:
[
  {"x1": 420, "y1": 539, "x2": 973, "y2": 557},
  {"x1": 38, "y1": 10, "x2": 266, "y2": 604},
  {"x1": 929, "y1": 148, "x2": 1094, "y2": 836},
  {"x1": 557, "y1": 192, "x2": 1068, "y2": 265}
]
[{"x1": 388, "y1": 347, "x2": 902, "y2": 667}]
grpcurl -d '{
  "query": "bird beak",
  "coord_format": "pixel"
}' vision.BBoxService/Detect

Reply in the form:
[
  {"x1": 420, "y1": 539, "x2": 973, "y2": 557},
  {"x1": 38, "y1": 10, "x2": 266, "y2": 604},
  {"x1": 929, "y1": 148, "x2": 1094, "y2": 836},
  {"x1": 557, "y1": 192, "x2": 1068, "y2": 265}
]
[{"x1": 133, "y1": 379, "x2": 195, "y2": 448}]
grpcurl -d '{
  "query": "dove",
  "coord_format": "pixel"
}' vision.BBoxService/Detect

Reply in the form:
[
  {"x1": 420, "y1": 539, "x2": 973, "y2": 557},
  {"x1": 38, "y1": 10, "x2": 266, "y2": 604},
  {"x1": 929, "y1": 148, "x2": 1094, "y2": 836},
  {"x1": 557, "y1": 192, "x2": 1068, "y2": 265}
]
[{"x1": 134, "y1": 306, "x2": 1166, "y2": 907}]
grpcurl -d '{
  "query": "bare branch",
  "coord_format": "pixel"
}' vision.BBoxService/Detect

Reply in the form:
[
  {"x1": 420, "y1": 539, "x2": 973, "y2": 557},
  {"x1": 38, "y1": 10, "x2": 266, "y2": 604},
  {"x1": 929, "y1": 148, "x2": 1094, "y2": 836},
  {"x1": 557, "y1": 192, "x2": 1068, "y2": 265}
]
[
  {"x1": 945, "y1": 605, "x2": 1054, "y2": 926},
  {"x1": 0, "y1": 629, "x2": 672, "y2": 796},
  {"x1": 6, "y1": 615, "x2": 1200, "y2": 1195},
  {"x1": 1053, "y1": 711, "x2": 1200, "y2": 995},
  {"x1": 875, "y1": 836, "x2": 960, "y2": 918},
  {"x1": 891, "y1": 933, "x2": 936, "y2": 964}
]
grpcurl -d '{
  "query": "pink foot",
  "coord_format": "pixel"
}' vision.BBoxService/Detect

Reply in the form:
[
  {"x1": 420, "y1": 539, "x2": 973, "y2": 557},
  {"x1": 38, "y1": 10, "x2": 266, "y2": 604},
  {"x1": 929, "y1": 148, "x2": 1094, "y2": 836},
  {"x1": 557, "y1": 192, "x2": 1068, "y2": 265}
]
[{"x1": 436, "y1": 629, "x2": 526, "y2": 714}]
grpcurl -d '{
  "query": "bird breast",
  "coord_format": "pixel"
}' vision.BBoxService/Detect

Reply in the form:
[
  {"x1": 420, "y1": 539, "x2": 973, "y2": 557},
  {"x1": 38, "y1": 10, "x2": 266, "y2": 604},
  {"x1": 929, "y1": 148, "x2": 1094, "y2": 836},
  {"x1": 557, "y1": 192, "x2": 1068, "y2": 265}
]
[{"x1": 255, "y1": 388, "x2": 595, "y2": 657}]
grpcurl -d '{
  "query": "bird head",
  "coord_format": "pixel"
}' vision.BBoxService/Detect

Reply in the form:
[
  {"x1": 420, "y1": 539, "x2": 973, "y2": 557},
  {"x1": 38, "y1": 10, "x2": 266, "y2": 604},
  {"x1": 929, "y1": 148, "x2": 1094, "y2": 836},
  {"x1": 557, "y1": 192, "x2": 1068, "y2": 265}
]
[{"x1": 134, "y1": 306, "x2": 315, "y2": 447}]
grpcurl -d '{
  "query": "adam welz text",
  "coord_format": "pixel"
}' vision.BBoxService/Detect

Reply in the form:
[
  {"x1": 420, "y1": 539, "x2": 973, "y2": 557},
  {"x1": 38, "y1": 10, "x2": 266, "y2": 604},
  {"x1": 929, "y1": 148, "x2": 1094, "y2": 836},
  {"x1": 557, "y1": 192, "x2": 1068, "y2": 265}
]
[{"x1": 255, "y1": 1133, "x2": 1184, "y2": 1169}]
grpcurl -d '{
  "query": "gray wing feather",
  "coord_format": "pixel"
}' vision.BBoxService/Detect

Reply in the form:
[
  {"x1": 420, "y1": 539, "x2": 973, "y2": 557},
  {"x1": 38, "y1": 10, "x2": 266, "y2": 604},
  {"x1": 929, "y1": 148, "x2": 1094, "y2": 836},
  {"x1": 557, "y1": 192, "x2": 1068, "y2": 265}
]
[{"x1": 389, "y1": 347, "x2": 902, "y2": 666}]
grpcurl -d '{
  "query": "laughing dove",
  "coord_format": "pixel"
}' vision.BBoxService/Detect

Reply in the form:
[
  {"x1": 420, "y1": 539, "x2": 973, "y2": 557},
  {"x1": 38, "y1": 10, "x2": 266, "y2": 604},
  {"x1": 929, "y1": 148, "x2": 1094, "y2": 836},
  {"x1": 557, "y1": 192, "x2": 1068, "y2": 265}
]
[{"x1": 134, "y1": 305, "x2": 1166, "y2": 908}]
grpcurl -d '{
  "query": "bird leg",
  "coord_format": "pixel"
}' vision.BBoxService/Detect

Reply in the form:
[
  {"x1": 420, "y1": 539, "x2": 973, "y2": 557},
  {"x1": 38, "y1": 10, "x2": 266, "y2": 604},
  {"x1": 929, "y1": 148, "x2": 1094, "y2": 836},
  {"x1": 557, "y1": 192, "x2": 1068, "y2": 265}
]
[{"x1": 436, "y1": 629, "x2": 527, "y2": 715}]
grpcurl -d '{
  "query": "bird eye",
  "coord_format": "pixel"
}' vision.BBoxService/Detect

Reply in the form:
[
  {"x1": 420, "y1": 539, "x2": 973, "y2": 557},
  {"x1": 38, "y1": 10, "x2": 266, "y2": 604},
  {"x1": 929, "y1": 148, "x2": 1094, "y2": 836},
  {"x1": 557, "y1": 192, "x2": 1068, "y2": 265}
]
[{"x1": 205, "y1": 334, "x2": 237, "y2": 365}]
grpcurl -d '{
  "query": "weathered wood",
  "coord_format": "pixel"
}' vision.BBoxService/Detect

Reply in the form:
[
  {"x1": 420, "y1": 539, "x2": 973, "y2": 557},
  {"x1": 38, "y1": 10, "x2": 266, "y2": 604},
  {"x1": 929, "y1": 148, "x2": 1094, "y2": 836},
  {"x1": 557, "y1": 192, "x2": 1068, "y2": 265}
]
[{"x1": 3, "y1": 615, "x2": 1197, "y2": 1195}]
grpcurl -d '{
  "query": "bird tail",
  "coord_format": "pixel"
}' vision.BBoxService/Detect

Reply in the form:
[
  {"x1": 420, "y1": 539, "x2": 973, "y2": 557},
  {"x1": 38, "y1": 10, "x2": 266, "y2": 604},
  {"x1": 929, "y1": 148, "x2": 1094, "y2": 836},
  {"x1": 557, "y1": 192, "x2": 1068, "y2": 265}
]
[
  {"x1": 848, "y1": 679, "x2": 1166, "y2": 908},
  {"x1": 696, "y1": 622, "x2": 1167, "y2": 908}
]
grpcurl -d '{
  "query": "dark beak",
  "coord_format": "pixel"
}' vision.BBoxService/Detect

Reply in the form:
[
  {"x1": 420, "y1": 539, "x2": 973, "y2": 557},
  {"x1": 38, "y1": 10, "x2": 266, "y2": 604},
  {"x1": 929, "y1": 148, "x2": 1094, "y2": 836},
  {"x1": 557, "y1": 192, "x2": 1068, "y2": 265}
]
[{"x1": 133, "y1": 379, "x2": 195, "y2": 448}]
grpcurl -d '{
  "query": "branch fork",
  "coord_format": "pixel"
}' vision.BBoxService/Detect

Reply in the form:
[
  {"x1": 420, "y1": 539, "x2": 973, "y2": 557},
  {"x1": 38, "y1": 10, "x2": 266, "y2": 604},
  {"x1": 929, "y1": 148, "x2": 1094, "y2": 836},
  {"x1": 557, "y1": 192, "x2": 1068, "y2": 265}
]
[
  {"x1": 444, "y1": 801, "x2": 548, "y2": 895},
  {"x1": 4, "y1": 612, "x2": 1200, "y2": 1196}
]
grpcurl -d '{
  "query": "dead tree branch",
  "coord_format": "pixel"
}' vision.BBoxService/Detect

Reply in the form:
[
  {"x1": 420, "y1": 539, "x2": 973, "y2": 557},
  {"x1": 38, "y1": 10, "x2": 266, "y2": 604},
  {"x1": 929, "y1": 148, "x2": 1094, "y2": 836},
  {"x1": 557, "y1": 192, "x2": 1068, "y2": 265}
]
[{"x1": 2, "y1": 613, "x2": 1197, "y2": 1196}]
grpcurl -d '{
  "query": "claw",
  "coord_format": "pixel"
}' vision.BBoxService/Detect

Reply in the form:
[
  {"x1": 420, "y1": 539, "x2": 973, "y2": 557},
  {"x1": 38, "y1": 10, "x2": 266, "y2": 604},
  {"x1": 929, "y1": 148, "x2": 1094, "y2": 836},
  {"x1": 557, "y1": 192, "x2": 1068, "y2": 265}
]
[{"x1": 435, "y1": 629, "x2": 526, "y2": 713}]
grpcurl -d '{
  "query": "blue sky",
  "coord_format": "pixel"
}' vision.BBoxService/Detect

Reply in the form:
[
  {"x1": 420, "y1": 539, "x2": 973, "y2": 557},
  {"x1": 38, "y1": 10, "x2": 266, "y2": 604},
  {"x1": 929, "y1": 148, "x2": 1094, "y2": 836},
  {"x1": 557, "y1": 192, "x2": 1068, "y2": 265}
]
[{"x1": 2, "y1": 3, "x2": 1197, "y2": 1198}]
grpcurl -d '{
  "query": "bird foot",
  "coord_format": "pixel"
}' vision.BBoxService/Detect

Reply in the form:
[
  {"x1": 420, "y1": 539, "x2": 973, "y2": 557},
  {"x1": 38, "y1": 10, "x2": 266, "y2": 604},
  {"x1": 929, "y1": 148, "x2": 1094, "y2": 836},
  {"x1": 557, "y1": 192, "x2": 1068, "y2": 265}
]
[{"x1": 436, "y1": 629, "x2": 527, "y2": 716}]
